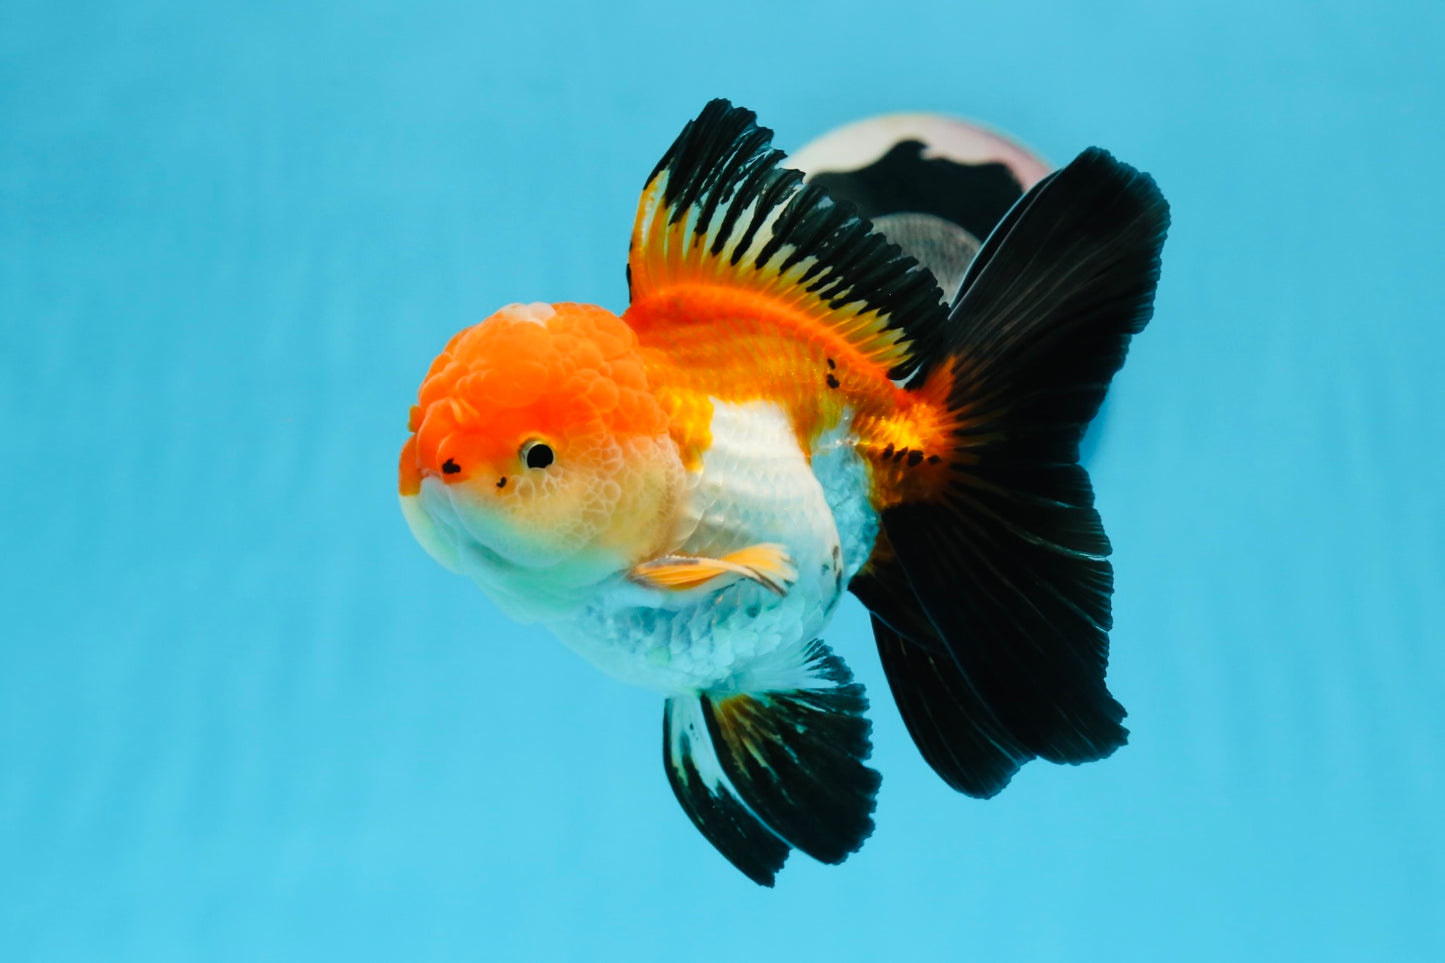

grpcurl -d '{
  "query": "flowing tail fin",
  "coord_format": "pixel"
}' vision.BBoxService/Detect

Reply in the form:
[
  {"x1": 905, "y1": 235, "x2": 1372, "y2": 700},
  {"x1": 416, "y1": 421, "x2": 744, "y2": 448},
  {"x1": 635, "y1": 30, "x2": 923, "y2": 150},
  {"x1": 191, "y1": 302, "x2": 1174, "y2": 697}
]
[
  {"x1": 857, "y1": 147, "x2": 1170, "y2": 790},
  {"x1": 662, "y1": 639, "x2": 881, "y2": 886}
]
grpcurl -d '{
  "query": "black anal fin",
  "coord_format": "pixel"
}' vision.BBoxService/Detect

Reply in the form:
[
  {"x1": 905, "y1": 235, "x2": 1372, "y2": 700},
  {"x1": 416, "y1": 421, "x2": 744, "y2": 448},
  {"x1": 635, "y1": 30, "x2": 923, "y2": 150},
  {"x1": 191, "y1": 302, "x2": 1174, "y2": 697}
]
[
  {"x1": 662, "y1": 639, "x2": 881, "y2": 885},
  {"x1": 664, "y1": 697, "x2": 789, "y2": 886}
]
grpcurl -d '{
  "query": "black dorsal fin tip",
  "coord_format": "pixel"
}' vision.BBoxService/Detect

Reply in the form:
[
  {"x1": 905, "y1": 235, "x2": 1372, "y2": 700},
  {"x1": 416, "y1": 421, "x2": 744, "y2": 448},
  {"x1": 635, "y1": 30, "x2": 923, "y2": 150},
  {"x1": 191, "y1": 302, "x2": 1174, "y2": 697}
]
[{"x1": 629, "y1": 100, "x2": 950, "y2": 382}]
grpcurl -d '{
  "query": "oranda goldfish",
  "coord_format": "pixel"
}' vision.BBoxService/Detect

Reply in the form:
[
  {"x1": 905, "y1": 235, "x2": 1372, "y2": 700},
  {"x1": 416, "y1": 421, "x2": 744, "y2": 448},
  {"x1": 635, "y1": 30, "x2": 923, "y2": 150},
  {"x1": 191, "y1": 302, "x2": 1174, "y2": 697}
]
[{"x1": 398, "y1": 100, "x2": 1169, "y2": 885}]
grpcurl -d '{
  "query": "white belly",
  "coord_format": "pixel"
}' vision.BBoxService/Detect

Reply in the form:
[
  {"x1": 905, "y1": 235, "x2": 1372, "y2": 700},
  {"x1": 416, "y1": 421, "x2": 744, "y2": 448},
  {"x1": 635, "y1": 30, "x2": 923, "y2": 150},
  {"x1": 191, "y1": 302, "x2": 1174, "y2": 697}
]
[{"x1": 546, "y1": 399, "x2": 880, "y2": 694}]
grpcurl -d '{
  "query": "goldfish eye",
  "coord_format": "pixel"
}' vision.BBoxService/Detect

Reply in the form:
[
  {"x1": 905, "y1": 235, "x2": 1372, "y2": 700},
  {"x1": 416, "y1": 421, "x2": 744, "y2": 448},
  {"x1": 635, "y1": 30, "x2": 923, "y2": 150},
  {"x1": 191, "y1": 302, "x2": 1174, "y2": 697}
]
[
  {"x1": 521, "y1": 441, "x2": 554, "y2": 470},
  {"x1": 442, "y1": 458, "x2": 461, "y2": 475}
]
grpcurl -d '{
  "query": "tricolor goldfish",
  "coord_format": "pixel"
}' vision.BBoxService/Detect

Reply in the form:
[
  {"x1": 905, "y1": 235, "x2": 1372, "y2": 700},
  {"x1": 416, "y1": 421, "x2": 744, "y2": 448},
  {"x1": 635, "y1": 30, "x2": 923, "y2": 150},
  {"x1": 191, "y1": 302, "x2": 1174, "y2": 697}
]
[{"x1": 398, "y1": 100, "x2": 1169, "y2": 885}]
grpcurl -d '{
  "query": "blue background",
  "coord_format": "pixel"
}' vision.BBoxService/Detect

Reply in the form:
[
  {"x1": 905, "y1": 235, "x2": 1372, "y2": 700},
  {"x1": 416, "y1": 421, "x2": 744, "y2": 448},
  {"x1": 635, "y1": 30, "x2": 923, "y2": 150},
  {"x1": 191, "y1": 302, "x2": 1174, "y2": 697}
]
[{"x1": 3, "y1": 1, "x2": 1441, "y2": 959}]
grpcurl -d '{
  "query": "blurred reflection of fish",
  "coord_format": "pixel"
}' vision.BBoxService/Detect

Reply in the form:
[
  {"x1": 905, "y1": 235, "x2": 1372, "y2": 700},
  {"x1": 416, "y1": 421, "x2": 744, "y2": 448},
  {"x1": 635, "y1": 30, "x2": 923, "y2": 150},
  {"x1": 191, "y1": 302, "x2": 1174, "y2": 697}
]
[
  {"x1": 398, "y1": 100, "x2": 1170, "y2": 885},
  {"x1": 793, "y1": 111, "x2": 1051, "y2": 301}
]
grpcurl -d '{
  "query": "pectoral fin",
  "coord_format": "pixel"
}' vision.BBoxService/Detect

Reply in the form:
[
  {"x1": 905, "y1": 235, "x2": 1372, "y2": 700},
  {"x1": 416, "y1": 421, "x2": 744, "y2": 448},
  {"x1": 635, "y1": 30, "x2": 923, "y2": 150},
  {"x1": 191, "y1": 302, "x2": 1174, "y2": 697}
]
[{"x1": 629, "y1": 544, "x2": 797, "y2": 596}]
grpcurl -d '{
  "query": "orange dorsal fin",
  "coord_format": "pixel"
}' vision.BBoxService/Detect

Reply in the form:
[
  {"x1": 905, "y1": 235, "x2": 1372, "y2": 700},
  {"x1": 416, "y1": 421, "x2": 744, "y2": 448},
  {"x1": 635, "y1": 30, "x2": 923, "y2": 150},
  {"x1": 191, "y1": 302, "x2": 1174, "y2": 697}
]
[{"x1": 625, "y1": 100, "x2": 949, "y2": 383}]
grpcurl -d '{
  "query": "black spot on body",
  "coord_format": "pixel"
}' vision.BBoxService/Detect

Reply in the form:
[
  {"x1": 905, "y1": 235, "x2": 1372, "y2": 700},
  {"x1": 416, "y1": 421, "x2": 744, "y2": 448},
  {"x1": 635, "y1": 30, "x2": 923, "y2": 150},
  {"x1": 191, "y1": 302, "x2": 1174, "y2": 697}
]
[
  {"x1": 442, "y1": 459, "x2": 461, "y2": 475},
  {"x1": 882, "y1": 443, "x2": 894, "y2": 459},
  {"x1": 826, "y1": 373, "x2": 840, "y2": 390},
  {"x1": 927, "y1": 454, "x2": 942, "y2": 465},
  {"x1": 497, "y1": 476, "x2": 507, "y2": 489},
  {"x1": 826, "y1": 357, "x2": 837, "y2": 369},
  {"x1": 907, "y1": 450, "x2": 924, "y2": 467}
]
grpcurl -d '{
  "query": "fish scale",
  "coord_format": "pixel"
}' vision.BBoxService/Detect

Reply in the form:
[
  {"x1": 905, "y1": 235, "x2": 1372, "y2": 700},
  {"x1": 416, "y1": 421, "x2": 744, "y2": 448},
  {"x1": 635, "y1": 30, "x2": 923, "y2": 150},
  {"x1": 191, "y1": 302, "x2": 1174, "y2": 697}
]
[{"x1": 553, "y1": 398, "x2": 853, "y2": 694}]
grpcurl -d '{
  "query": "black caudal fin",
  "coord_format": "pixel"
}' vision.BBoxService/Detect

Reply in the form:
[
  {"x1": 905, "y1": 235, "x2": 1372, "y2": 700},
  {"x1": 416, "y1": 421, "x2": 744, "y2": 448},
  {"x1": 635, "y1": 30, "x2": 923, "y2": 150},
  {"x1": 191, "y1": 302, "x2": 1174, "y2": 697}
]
[
  {"x1": 854, "y1": 556, "x2": 1029, "y2": 797},
  {"x1": 662, "y1": 639, "x2": 881, "y2": 885},
  {"x1": 869, "y1": 148, "x2": 1169, "y2": 770},
  {"x1": 875, "y1": 620, "x2": 1026, "y2": 798},
  {"x1": 852, "y1": 531, "x2": 1033, "y2": 797}
]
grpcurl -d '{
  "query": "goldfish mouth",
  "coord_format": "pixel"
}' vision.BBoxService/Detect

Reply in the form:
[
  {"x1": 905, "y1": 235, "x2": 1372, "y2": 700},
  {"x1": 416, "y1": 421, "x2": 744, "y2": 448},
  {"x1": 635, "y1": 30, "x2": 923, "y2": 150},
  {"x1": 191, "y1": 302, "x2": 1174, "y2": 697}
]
[
  {"x1": 400, "y1": 481, "x2": 502, "y2": 577},
  {"x1": 403, "y1": 472, "x2": 626, "y2": 625},
  {"x1": 417, "y1": 476, "x2": 520, "y2": 568}
]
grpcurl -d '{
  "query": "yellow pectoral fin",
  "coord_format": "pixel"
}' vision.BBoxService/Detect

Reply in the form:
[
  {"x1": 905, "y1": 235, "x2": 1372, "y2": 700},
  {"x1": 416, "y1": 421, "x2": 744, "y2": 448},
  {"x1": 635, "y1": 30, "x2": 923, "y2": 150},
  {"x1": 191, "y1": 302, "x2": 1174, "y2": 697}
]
[
  {"x1": 720, "y1": 544, "x2": 799, "y2": 593},
  {"x1": 629, "y1": 544, "x2": 797, "y2": 596}
]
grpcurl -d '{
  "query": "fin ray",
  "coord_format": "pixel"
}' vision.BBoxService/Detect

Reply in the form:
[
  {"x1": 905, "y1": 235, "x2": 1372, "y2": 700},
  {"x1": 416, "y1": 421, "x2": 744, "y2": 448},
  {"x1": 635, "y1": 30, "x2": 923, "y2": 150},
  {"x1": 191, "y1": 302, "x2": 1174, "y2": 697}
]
[
  {"x1": 629, "y1": 543, "x2": 797, "y2": 595},
  {"x1": 876, "y1": 147, "x2": 1168, "y2": 765},
  {"x1": 872, "y1": 614, "x2": 1030, "y2": 798},
  {"x1": 852, "y1": 558, "x2": 1031, "y2": 797},
  {"x1": 664, "y1": 696, "x2": 789, "y2": 886},
  {"x1": 627, "y1": 99, "x2": 949, "y2": 381},
  {"x1": 704, "y1": 640, "x2": 879, "y2": 865},
  {"x1": 660, "y1": 639, "x2": 880, "y2": 884}
]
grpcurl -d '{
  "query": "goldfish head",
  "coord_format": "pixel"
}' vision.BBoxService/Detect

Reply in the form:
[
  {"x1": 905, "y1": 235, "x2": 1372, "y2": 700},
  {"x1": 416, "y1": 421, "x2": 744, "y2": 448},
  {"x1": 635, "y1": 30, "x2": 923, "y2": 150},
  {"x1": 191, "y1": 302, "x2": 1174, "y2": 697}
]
[{"x1": 399, "y1": 302, "x2": 683, "y2": 617}]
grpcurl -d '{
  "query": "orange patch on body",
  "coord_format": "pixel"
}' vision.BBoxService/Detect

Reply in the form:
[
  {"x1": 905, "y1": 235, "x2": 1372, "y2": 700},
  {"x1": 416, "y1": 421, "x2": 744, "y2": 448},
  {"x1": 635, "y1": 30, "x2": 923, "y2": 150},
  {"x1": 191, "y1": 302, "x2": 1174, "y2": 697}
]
[
  {"x1": 626, "y1": 282, "x2": 957, "y2": 509},
  {"x1": 627, "y1": 284, "x2": 901, "y2": 459},
  {"x1": 854, "y1": 361, "x2": 957, "y2": 509}
]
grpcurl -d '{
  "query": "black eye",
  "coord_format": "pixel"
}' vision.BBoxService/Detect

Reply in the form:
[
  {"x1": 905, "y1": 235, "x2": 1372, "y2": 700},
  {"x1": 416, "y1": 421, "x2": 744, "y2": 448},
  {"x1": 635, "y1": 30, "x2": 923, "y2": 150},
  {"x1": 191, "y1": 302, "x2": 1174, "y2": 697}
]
[
  {"x1": 441, "y1": 458, "x2": 461, "y2": 475},
  {"x1": 522, "y1": 441, "x2": 554, "y2": 469}
]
